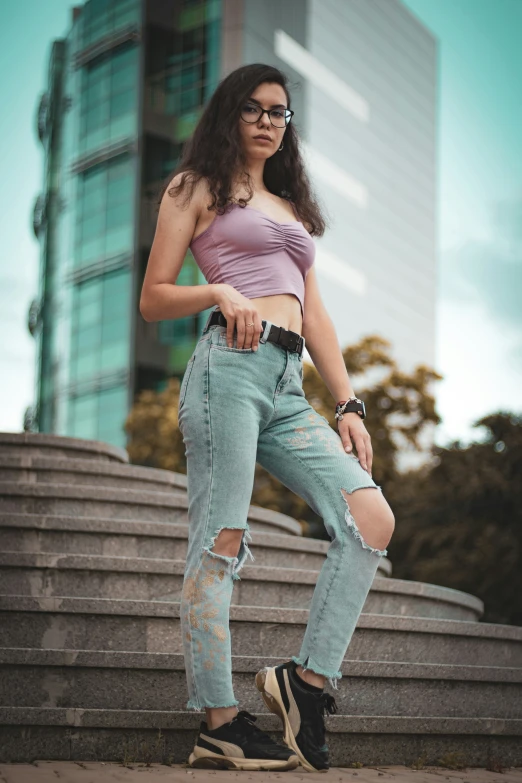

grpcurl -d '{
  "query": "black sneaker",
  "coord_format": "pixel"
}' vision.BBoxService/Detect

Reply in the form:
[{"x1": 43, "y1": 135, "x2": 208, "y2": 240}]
[
  {"x1": 255, "y1": 659, "x2": 338, "y2": 772},
  {"x1": 188, "y1": 708, "x2": 300, "y2": 770}
]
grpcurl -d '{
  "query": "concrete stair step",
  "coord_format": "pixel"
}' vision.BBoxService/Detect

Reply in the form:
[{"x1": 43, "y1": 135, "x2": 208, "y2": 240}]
[
  {"x1": 1, "y1": 595, "x2": 520, "y2": 666},
  {"x1": 0, "y1": 454, "x2": 185, "y2": 493},
  {"x1": 1, "y1": 649, "x2": 520, "y2": 718},
  {"x1": 1, "y1": 432, "x2": 521, "y2": 766},
  {"x1": 0, "y1": 484, "x2": 302, "y2": 535},
  {"x1": 1, "y1": 707, "x2": 521, "y2": 766},
  {"x1": 0, "y1": 513, "x2": 326, "y2": 568},
  {"x1": 0, "y1": 433, "x2": 127, "y2": 464},
  {"x1": 0, "y1": 552, "x2": 482, "y2": 620},
  {"x1": 0, "y1": 513, "x2": 393, "y2": 576}
]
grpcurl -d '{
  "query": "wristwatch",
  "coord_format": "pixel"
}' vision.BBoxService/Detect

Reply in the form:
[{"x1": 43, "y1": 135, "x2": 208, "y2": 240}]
[{"x1": 335, "y1": 397, "x2": 366, "y2": 421}]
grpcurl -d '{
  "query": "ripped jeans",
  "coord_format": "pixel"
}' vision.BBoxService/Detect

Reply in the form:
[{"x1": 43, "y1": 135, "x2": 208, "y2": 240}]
[{"x1": 178, "y1": 307, "x2": 387, "y2": 711}]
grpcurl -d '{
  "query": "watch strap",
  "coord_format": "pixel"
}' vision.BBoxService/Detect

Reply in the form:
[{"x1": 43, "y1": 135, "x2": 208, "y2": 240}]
[{"x1": 335, "y1": 397, "x2": 366, "y2": 420}]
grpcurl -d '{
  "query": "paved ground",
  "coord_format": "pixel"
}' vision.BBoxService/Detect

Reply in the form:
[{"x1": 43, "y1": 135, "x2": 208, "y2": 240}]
[{"x1": 0, "y1": 764, "x2": 520, "y2": 783}]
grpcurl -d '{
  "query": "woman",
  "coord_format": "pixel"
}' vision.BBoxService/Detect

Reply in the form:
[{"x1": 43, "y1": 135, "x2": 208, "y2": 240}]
[{"x1": 140, "y1": 63, "x2": 395, "y2": 773}]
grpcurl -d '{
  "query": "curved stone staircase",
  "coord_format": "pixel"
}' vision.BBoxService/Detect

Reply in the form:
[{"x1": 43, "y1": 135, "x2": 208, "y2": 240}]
[{"x1": 0, "y1": 432, "x2": 521, "y2": 766}]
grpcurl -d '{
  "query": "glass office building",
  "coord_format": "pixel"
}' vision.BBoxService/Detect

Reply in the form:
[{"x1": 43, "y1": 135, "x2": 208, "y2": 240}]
[
  {"x1": 30, "y1": 0, "x2": 436, "y2": 457},
  {"x1": 31, "y1": 0, "x2": 221, "y2": 447}
]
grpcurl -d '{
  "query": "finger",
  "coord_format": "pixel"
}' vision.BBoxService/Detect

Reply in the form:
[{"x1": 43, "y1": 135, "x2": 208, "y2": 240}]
[
  {"x1": 227, "y1": 314, "x2": 236, "y2": 347},
  {"x1": 366, "y1": 439, "x2": 373, "y2": 475},
  {"x1": 343, "y1": 440, "x2": 353, "y2": 454},
  {"x1": 252, "y1": 316, "x2": 263, "y2": 351},
  {"x1": 235, "y1": 315, "x2": 246, "y2": 349},
  {"x1": 355, "y1": 438, "x2": 368, "y2": 471},
  {"x1": 340, "y1": 430, "x2": 352, "y2": 452},
  {"x1": 244, "y1": 315, "x2": 255, "y2": 349}
]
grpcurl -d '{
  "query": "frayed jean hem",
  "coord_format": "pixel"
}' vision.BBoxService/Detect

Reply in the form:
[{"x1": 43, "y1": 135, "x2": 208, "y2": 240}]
[
  {"x1": 187, "y1": 698, "x2": 240, "y2": 712},
  {"x1": 291, "y1": 655, "x2": 343, "y2": 690}
]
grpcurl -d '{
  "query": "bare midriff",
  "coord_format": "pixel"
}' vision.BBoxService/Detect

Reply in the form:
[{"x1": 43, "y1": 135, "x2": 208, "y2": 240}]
[{"x1": 249, "y1": 294, "x2": 303, "y2": 335}]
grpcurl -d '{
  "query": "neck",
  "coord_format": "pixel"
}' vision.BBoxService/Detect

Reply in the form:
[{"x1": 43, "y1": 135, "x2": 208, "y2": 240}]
[{"x1": 234, "y1": 157, "x2": 268, "y2": 194}]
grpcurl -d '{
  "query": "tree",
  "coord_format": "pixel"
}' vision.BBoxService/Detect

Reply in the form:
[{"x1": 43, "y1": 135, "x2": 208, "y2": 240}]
[
  {"x1": 125, "y1": 381, "x2": 186, "y2": 474},
  {"x1": 386, "y1": 412, "x2": 522, "y2": 626}
]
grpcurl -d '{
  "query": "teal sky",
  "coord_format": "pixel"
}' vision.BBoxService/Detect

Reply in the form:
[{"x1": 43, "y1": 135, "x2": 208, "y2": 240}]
[
  {"x1": 401, "y1": 0, "x2": 522, "y2": 445},
  {"x1": 0, "y1": 0, "x2": 74, "y2": 433},
  {"x1": 0, "y1": 0, "x2": 520, "y2": 448}
]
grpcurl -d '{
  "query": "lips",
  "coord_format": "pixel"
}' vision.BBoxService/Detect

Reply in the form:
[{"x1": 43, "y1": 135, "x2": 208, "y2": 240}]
[{"x1": 254, "y1": 135, "x2": 271, "y2": 141}]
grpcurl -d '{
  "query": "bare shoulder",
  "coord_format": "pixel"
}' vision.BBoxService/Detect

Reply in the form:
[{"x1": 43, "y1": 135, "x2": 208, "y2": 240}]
[
  {"x1": 193, "y1": 173, "x2": 215, "y2": 213},
  {"x1": 162, "y1": 170, "x2": 211, "y2": 217}
]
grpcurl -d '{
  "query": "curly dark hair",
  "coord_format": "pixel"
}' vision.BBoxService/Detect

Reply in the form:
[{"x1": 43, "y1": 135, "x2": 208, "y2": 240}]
[{"x1": 159, "y1": 63, "x2": 328, "y2": 237}]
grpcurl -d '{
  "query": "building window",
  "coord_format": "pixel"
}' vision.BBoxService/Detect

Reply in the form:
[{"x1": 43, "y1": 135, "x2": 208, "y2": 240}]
[
  {"x1": 75, "y1": 153, "x2": 134, "y2": 267},
  {"x1": 82, "y1": 0, "x2": 139, "y2": 50},
  {"x1": 70, "y1": 268, "x2": 131, "y2": 383},
  {"x1": 79, "y1": 42, "x2": 138, "y2": 156},
  {"x1": 68, "y1": 384, "x2": 128, "y2": 448}
]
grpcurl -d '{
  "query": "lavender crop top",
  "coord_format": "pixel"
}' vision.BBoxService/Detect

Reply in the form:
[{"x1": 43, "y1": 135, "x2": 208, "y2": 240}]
[{"x1": 188, "y1": 201, "x2": 315, "y2": 316}]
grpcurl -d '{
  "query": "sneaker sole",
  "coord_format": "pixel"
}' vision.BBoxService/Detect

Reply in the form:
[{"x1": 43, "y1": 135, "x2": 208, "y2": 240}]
[
  {"x1": 255, "y1": 667, "x2": 328, "y2": 774},
  {"x1": 188, "y1": 745, "x2": 299, "y2": 770}
]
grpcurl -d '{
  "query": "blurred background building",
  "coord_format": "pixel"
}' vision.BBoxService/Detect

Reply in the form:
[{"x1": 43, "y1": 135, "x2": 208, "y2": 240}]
[{"x1": 29, "y1": 0, "x2": 436, "y2": 454}]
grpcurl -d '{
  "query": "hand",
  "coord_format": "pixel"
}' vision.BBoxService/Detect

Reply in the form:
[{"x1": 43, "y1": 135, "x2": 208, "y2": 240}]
[
  {"x1": 338, "y1": 413, "x2": 373, "y2": 475},
  {"x1": 215, "y1": 285, "x2": 263, "y2": 350}
]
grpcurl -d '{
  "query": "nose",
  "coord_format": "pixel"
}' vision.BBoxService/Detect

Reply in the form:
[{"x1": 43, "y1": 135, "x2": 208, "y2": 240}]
[{"x1": 257, "y1": 110, "x2": 272, "y2": 127}]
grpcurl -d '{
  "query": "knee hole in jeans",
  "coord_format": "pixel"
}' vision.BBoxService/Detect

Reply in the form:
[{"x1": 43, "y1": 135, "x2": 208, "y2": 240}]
[
  {"x1": 340, "y1": 487, "x2": 395, "y2": 556},
  {"x1": 203, "y1": 526, "x2": 255, "y2": 581},
  {"x1": 210, "y1": 528, "x2": 245, "y2": 558}
]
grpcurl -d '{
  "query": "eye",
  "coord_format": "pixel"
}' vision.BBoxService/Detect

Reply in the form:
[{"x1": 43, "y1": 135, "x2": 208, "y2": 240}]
[
  {"x1": 272, "y1": 109, "x2": 285, "y2": 118},
  {"x1": 242, "y1": 104, "x2": 257, "y2": 113}
]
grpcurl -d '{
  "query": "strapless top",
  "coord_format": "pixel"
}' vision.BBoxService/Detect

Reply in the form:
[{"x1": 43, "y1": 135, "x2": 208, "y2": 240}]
[{"x1": 189, "y1": 201, "x2": 315, "y2": 316}]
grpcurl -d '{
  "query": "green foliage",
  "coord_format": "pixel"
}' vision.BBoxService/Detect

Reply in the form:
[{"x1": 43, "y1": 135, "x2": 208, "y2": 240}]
[
  {"x1": 436, "y1": 751, "x2": 468, "y2": 770},
  {"x1": 387, "y1": 411, "x2": 522, "y2": 626},
  {"x1": 125, "y1": 378, "x2": 186, "y2": 474},
  {"x1": 410, "y1": 754, "x2": 428, "y2": 770}
]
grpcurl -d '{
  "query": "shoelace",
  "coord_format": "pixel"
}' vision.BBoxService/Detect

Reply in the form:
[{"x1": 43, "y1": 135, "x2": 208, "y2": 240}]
[
  {"x1": 309, "y1": 693, "x2": 338, "y2": 751},
  {"x1": 319, "y1": 692, "x2": 338, "y2": 717},
  {"x1": 233, "y1": 710, "x2": 277, "y2": 745}
]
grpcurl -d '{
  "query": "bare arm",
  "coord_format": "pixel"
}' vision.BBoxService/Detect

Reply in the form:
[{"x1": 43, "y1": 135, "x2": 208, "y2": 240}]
[
  {"x1": 302, "y1": 266, "x2": 373, "y2": 473},
  {"x1": 302, "y1": 266, "x2": 356, "y2": 402},
  {"x1": 140, "y1": 173, "x2": 220, "y2": 322}
]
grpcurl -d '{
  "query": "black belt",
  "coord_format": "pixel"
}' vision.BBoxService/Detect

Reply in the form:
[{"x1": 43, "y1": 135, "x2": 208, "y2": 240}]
[{"x1": 208, "y1": 310, "x2": 305, "y2": 357}]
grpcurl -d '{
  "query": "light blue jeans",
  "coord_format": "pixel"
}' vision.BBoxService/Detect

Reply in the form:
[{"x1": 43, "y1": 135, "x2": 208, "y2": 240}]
[{"x1": 178, "y1": 307, "x2": 387, "y2": 711}]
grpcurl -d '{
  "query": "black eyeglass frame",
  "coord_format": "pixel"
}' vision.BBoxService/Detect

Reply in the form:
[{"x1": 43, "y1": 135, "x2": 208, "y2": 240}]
[{"x1": 240, "y1": 102, "x2": 295, "y2": 128}]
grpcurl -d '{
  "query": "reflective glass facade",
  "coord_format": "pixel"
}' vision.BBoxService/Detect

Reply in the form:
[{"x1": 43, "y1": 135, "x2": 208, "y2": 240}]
[
  {"x1": 81, "y1": 0, "x2": 138, "y2": 48},
  {"x1": 75, "y1": 154, "x2": 135, "y2": 266},
  {"x1": 69, "y1": 269, "x2": 131, "y2": 385},
  {"x1": 32, "y1": 41, "x2": 67, "y2": 436},
  {"x1": 79, "y1": 43, "x2": 138, "y2": 157},
  {"x1": 33, "y1": 0, "x2": 222, "y2": 448}
]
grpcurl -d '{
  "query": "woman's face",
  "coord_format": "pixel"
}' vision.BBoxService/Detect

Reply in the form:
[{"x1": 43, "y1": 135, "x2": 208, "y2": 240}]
[{"x1": 238, "y1": 82, "x2": 289, "y2": 160}]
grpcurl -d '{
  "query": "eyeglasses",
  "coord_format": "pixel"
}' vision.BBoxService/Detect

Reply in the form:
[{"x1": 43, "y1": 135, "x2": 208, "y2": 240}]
[{"x1": 240, "y1": 102, "x2": 294, "y2": 128}]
